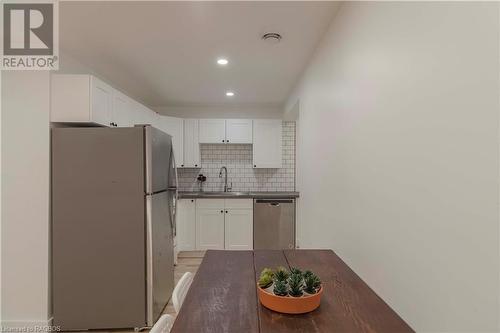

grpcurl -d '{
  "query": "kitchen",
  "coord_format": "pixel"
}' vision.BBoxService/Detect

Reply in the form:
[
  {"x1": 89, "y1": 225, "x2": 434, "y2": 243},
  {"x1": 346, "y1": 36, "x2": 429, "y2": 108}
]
[{"x1": 2, "y1": 1, "x2": 499, "y2": 333}]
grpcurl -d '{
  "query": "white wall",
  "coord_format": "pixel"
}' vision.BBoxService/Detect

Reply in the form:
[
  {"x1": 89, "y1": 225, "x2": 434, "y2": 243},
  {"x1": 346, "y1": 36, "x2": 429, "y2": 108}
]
[
  {"x1": 286, "y1": 2, "x2": 499, "y2": 332},
  {"x1": 1, "y1": 71, "x2": 51, "y2": 326},
  {"x1": 155, "y1": 105, "x2": 283, "y2": 119}
]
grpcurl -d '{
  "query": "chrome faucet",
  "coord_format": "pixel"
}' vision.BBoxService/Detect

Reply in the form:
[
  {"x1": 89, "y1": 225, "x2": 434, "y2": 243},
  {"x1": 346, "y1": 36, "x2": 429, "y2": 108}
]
[{"x1": 219, "y1": 166, "x2": 231, "y2": 192}]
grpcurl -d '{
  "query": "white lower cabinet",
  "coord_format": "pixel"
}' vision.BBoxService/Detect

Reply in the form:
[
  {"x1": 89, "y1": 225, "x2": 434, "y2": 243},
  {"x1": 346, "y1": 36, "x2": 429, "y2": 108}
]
[
  {"x1": 224, "y1": 209, "x2": 253, "y2": 250},
  {"x1": 176, "y1": 199, "x2": 196, "y2": 251},
  {"x1": 182, "y1": 198, "x2": 253, "y2": 251},
  {"x1": 196, "y1": 208, "x2": 225, "y2": 250}
]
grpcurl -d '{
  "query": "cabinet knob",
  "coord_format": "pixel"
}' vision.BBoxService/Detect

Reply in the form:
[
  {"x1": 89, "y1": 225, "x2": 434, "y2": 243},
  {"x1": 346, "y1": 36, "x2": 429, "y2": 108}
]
[
  {"x1": 222, "y1": 140, "x2": 224, "y2": 143},
  {"x1": 195, "y1": 164, "x2": 198, "y2": 167},
  {"x1": 181, "y1": 164, "x2": 184, "y2": 167},
  {"x1": 254, "y1": 165, "x2": 256, "y2": 168},
  {"x1": 227, "y1": 140, "x2": 229, "y2": 143},
  {"x1": 225, "y1": 210, "x2": 228, "y2": 213},
  {"x1": 220, "y1": 210, "x2": 223, "y2": 213},
  {"x1": 191, "y1": 199, "x2": 194, "y2": 202}
]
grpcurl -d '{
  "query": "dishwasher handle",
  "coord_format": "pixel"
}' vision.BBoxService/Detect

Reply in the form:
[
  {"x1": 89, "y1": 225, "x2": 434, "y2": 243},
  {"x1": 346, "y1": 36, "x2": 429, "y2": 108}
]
[{"x1": 255, "y1": 199, "x2": 294, "y2": 204}]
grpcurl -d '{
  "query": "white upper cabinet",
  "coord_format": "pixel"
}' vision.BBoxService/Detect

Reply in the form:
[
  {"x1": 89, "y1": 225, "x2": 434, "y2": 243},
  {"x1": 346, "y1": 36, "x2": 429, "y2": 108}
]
[
  {"x1": 199, "y1": 119, "x2": 252, "y2": 144},
  {"x1": 157, "y1": 116, "x2": 184, "y2": 168},
  {"x1": 112, "y1": 90, "x2": 134, "y2": 127},
  {"x1": 52, "y1": 74, "x2": 114, "y2": 126},
  {"x1": 51, "y1": 74, "x2": 159, "y2": 129},
  {"x1": 183, "y1": 119, "x2": 201, "y2": 168},
  {"x1": 225, "y1": 119, "x2": 253, "y2": 144},
  {"x1": 199, "y1": 119, "x2": 226, "y2": 143},
  {"x1": 90, "y1": 76, "x2": 114, "y2": 126},
  {"x1": 142, "y1": 106, "x2": 158, "y2": 126},
  {"x1": 253, "y1": 119, "x2": 282, "y2": 168}
]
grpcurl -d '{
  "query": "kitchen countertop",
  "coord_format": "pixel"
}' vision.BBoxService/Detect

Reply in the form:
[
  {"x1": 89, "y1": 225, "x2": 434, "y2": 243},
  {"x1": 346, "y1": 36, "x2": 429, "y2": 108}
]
[{"x1": 178, "y1": 191, "x2": 299, "y2": 199}]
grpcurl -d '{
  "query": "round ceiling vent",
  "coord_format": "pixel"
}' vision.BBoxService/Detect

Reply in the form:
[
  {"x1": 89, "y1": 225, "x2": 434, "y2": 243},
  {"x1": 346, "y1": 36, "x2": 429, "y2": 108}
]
[{"x1": 262, "y1": 32, "x2": 282, "y2": 44}]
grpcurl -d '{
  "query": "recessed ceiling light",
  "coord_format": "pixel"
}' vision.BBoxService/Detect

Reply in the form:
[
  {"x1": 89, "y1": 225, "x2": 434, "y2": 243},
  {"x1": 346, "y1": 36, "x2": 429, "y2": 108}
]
[
  {"x1": 217, "y1": 58, "x2": 229, "y2": 65},
  {"x1": 226, "y1": 91, "x2": 235, "y2": 97}
]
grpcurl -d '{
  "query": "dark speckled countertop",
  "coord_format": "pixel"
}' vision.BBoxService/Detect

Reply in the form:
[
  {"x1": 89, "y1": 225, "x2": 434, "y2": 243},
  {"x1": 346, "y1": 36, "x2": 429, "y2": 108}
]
[{"x1": 178, "y1": 191, "x2": 299, "y2": 199}]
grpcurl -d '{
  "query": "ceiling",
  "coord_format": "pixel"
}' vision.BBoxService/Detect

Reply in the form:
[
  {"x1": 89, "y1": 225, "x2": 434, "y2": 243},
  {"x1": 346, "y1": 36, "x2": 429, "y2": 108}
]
[{"x1": 60, "y1": 1, "x2": 340, "y2": 108}]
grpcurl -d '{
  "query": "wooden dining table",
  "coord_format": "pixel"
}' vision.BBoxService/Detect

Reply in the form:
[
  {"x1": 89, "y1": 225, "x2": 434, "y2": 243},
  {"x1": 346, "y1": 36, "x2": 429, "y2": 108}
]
[{"x1": 170, "y1": 250, "x2": 414, "y2": 333}]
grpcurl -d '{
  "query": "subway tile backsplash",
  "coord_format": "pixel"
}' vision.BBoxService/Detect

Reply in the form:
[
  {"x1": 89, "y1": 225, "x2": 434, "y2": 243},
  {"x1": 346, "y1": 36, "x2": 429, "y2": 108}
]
[{"x1": 178, "y1": 121, "x2": 295, "y2": 192}]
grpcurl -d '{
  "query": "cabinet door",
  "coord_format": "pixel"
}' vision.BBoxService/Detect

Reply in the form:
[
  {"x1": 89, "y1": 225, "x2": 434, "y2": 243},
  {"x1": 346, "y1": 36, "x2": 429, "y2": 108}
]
[
  {"x1": 177, "y1": 199, "x2": 196, "y2": 251},
  {"x1": 196, "y1": 208, "x2": 225, "y2": 250},
  {"x1": 145, "y1": 108, "x2": 158, "y2": 127},
  {"x1": 128, "y1": 100, "x2": 145, "y2": 126},
  {"x1": 226, "y1": 119, "x2": 253, "y2": 144},
  {"x1": 183, "y1": 119, "x2": 200, "y2": 168},
  {"x1": 199, "y1": 119, "x2": 226, "y2": 143},
  {"x1": 253, "y1": 120, "x2": 282, "y2": 168},
  {"x1": 90, "y1": 76, "x2": 113, "y2": 127},
  {"x1": 158, "y1": 116, "x2": 184, "y2": 168},
  {"x1": 112, "y1": 90, "x2": 133, "y2": 127},
  {"x1": 224, "y1": 209, "x2": 253, "y2": 250},
  {"x1": 51, "y1": 74, "x2": 91, "y2": 123}
]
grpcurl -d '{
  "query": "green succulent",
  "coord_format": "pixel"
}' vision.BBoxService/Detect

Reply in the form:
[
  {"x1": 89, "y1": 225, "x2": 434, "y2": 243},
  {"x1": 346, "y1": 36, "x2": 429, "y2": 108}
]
[
  {"x1": 258, "y1": 268, "x2": 274, "y2": 288},
  {"x1": 302, "y1": 270, "x2": 314, "y2": 279},
  {"x1": 261, "y1": 268, "x2": 275, "y2": 279},
  {"x1": 274, "y1": 266, "x2": 290, "y2": 282},
  {"x1": 273, "y1": 279, "x2": 288, "y2": 296},
  {"x1": 304, "y1": 273, "x2": 321, "y2": 294},
  {"x1": 290, "y1": 267, "x2": 302, "y2": 275},
  {"x1": 288, "y1": 273, "x2": 304, "y2": 297}
]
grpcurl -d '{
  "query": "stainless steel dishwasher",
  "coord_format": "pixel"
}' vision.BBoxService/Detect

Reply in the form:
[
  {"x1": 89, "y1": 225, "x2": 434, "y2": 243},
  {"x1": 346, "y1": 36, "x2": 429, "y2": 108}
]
[{"x1": 254, "y1": 199, "x2": 295, "y2": 250}]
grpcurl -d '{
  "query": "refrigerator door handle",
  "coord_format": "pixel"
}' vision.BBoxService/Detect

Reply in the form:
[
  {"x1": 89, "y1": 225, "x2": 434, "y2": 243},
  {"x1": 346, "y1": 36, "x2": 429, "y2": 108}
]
[{"x1": 169, "y1": 150, "x2": 179, "y2": 237}]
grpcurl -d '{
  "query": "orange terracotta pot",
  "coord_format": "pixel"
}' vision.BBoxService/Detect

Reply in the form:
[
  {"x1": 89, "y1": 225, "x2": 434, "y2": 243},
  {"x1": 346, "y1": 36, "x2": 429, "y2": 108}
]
[{"x1": 257, "y1": 284, "x2": 323, "y2": 314}]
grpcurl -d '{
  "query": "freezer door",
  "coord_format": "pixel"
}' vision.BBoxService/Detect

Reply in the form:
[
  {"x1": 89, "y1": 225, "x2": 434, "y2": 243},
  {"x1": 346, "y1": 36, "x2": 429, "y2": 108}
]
[
  {"x1": 146, "y1": 191, "x2": 175, "y2": 326},
  {"x1": 145, "y1": 126, "x2": 172, "y2": 193}
]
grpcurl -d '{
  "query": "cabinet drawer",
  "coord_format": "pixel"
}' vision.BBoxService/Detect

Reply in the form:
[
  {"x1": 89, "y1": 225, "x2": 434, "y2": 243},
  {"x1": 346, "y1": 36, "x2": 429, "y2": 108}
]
[
  {"x1": 196, "y1": 198, "x2": 225, "y2": 209},
  {"x1": 224, "y1": 199, "x2": 253, "y2": 209}
]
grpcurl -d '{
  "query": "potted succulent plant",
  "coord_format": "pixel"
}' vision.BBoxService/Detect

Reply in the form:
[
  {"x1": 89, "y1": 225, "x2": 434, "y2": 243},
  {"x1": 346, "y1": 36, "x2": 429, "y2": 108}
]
[{"x1": 257, "y1": 266, "x2": 323, "y2": 314}]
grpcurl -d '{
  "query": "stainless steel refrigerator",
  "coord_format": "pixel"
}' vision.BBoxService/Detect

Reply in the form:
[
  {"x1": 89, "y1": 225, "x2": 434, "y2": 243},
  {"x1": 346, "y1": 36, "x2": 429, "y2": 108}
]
[{"x1": 51, "y1": 125, "x2": 178, "y2": 330}]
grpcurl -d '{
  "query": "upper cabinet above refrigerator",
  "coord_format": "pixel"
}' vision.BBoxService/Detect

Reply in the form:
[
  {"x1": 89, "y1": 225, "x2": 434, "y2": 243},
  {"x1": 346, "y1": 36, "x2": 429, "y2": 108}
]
[
  {"x1": 51, "y1": 74, "x2": 114, "y2": 127},
  {"x1": 51, "y1": 74, "x2": 160, "y2": 129}
]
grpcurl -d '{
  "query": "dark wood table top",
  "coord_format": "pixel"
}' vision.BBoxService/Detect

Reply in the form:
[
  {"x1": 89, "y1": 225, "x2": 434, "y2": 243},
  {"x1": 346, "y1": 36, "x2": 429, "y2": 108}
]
[{"x1": 171, "y1": 250, "x2": 414, "y2": 333}]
